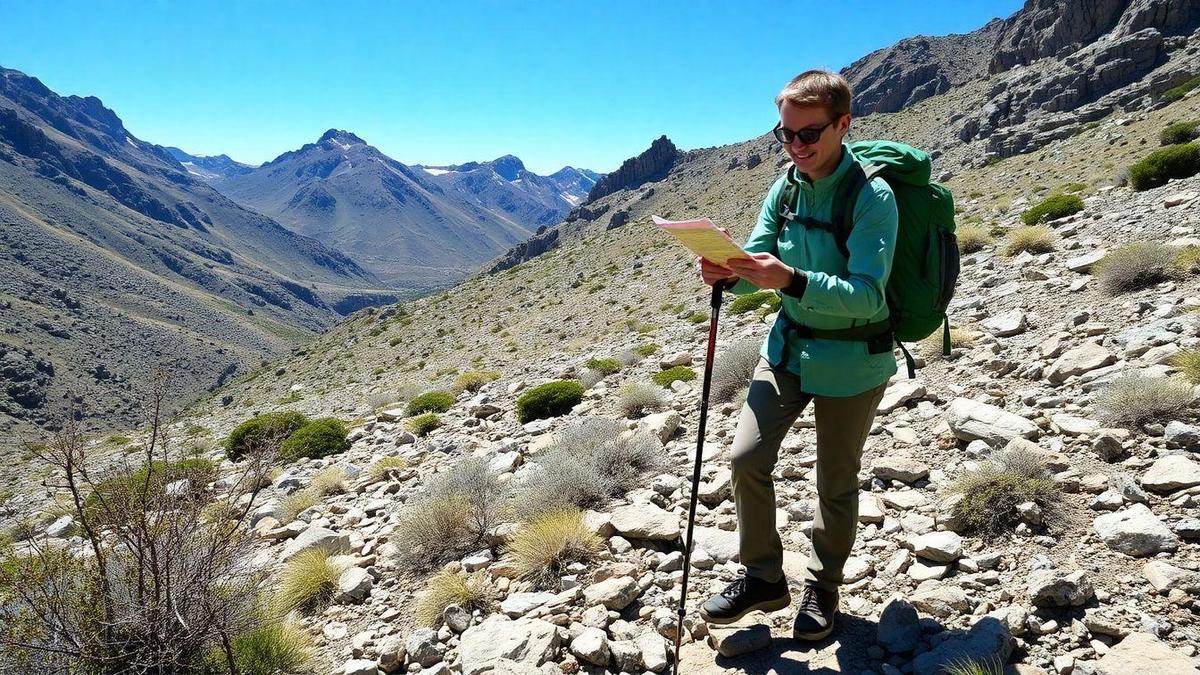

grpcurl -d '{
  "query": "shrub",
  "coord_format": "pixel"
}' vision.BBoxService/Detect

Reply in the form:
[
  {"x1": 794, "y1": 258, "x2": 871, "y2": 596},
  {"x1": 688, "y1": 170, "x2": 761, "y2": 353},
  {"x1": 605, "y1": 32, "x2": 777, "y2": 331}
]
[
  {"x1": 1172, "y1": 349, "x2": 1200, "y2": 385},
  {"x1": 711, "y1": 338, "x2": 762, "y2": 403},
  {"x1": 393, "y1": 457, "x2": 506, "y2": 568},
  {"x1": 413, "y1": 570, "x2": 491, "y2": 628},
  {"x1": 1129, "y1": 143, "x2": 1200, "y2": 191},
  {"x1": 1002, "y1": 226, "x2": 1055, "y2": 256},
  {"x1": 226, "y1": 411, "x2": 309, "y2": 461},
  {"x1": 1161, "y1": 120, "x2": 1200, "y2": 146},
  {"x1": 405, "y1": 413, "x2": 442, "y2": 437},
  {"x1": 948, "y1": 448, "x2": 1062, "y2": 536},
  {"x1": 367, "y1": 456, "x2": 408, "y2": 482},
  {"x1": 652, "y1": 365, "x2": 696, "y2": 388},
  {"x1": 308, "y1": 466, "x2": 346, "y2": 496},
  {"x1": 633, "y1": 344, "x2": 659, "y2": 357},
  {"x1": 453, "y1": 370, "x2": 500, "y2": 394},
  {"x1": 407, "y1": 390, "x2": 456, "y2": 415},
  {"x1": 617, "y1": 381, "x2": 667, "y2": 418},
  {"x1": 279, "y1": 418, "x2": 349, "y2": 461},
  {"x1": 507, "y1": 509, "x2": 602, "y2": 589},
  {"x1": 1095, "y1": 376, "x2": 1194, "y2": 428},
  {"x1": 516, "y1": 380, "x2": 585, "y2": 423},
  {"x1": 1177, "y1": 245, "x2": 1200, "y2": 273},
  {"x1": 579, "y1": 369, "x2": 604, "y2": 390},
  {"x1": 730, "y1": 290, "x2": 781, "y2": 315},
  {"x1": 688, "y1": 311, "x2": 709, "y2": 324},
  {"x1": 956, "y1": 225, "x2": 994, "y2": 253},
  {"x1": 229, "y1": 619, "x2": 313, "y2": 675},
  {"x1": 515, "y1": 418, "x2": 663, "y2": 518},
  {"x1": 1021, "y1": 194, "x2": 1083, "y2": 225},
  {"x1": 584, "y1": 358, "x2": 622, "y2": 375},
  {"x1": 615, "y1": 349, "x2": 643, "y2": 366},
  {"x1": 1094, "y1": 242, "x2": 1178, "y2": 294},
  {"x1": 1162, "y1": 74, "x2": 1200, "y2": 103},
  {"x1": 276, "y1": 549, "x2": 339, "y2": 613},
  {"x1": 921, "y1": 328, "x2": 978, "y2": 359}
]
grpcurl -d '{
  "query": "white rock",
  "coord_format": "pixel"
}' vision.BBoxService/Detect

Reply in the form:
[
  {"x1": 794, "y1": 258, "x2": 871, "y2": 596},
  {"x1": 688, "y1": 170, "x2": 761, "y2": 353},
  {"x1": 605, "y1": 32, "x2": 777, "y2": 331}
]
[
  {"x1": 1095, "y1": 632, "x2": 1198, "y2": 674},
  {"x1": 878, "y1": 380, "x2": 927, "y2": 414},
  {"x1": 569, "y1": 627, "x2": 609, "y2": 666},
  {"x1": 1046, "y1": 343, "x2": 1115, "y2": 383},
  {"x1": 1142, "y1": 560, "x2": 1200, "y2": 593},
  {"x1": 458, "y1": 616, "x2": 560, "y2": 675},
  {"x1": 609, "y1": 503, "x2": 680, "y2": 540},
  {"x1": 946, "y1": 398, "x2": 1039, "y2": 445},
  {"x1": 912, "y1": 531, "x2": 962, "y2": 563},
  {"x1": 982, "y1": 309, "x2": 1027, "y2": 337},
  {"x1": 582, "y1": 576, "x2": 641, "y2": 610},
  {"x1": 1093, "y1": 504, "x2": 1180, "y2": 557},
  {"x1": 1141, "y1": 455, "x2": 1200, "y2": 492},
  {"x1": 336, "y1": 567, "x2": 373, "y2": 602}
]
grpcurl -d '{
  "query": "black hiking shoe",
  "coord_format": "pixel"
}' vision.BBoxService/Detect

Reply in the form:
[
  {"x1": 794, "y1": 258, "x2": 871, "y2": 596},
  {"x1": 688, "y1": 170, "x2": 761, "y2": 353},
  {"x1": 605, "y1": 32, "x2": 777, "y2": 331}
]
[
  {"x1": 792, "y1": 584, "x2": 838, "y2": 641},
  {"x1": 699, "y1": 573, "x2": 790, "y2": 625}
]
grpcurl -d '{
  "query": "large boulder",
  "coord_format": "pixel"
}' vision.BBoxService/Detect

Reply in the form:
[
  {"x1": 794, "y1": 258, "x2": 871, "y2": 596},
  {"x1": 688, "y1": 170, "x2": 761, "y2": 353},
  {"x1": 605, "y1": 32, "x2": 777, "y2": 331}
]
[
  {"x1": 1141, "y1": 455, "x2": 1200, "y2": 493},
  {"x1": 877, "y1": 596, "x2": 921, "y2": 654},
  {"x1": 459, "y1": 616, "x2": 560, "y2": 675},
  {"x1": 609, "y1": 503, "x2": 680, "y2": 541},
  {"x1": 912, "y1": 617, "x2": 1014, "y2": 675},
  {"x1": 1093, "y1": 504, "x2": 1180, "y2": 557},
  {"x1": 946, "y1": 398, "x2": 1038, "y2": 446},
  {"x1": 1096, "y1": 632, "x2": 1199, "y2": 675},
  {"x1": 1028, "y1": 569, "x2": 1094, "y2": 607},
  {"x1": 1046, "y1": 343, "x2": 1115, "y2": 383},
  {"x1": 280, "y1": 525, "x2": 350, "y2": 560}
]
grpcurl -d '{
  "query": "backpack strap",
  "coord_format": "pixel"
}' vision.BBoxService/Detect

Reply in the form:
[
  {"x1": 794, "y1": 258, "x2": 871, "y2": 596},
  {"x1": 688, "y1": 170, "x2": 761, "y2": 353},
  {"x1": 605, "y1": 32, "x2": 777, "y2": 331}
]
[{"x1": 829, "y1": 162, "x2": 885, "y2": 258}]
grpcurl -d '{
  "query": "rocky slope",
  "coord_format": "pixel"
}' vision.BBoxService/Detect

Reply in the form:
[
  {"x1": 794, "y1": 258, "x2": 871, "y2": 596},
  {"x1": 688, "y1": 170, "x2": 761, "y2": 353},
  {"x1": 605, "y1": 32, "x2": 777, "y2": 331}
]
[
  {"x1": 0, "y1": 66, "x2": 395, "y2": 443},
  {"x1": 165, "y1": 146, "x2": 255, "y2": 180}
]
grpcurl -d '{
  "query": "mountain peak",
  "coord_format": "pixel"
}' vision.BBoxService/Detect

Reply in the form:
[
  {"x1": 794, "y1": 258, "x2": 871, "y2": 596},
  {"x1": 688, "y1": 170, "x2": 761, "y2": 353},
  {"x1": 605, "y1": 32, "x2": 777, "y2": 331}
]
[
  {"x1": 318, "y1": 129, "x2": 366, "y2": 147},
  {"x1": 489, "y1": 155, "x2": 526, "y2": 181}
]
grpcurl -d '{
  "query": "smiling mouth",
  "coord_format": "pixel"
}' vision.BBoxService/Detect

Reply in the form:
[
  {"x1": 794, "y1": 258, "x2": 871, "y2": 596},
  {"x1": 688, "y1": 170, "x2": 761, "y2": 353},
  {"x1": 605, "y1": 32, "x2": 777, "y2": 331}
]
[{"x1": 792, "y1": 150, "x2": 815, "y2": 160}]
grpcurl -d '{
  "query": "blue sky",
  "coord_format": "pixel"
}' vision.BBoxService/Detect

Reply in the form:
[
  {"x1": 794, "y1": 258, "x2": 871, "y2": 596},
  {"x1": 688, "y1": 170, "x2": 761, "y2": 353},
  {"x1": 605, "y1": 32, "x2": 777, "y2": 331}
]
[{"x1": 1, "y1": 1, "x2": 1022, "y2": 174}]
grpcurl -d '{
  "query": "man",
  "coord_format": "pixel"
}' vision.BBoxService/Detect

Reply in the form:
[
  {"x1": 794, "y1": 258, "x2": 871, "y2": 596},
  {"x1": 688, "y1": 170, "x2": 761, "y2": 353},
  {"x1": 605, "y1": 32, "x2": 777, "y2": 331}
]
[{"x1": 696, "y1": 69, "x2": 898, "y2": 641}]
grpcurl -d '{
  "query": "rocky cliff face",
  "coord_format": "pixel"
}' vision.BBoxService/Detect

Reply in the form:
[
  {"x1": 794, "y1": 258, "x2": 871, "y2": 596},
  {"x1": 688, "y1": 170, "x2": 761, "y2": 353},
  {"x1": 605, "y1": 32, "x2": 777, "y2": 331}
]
[{"x1": 585, "y1": 135, "x2": 678, "y2": 203}]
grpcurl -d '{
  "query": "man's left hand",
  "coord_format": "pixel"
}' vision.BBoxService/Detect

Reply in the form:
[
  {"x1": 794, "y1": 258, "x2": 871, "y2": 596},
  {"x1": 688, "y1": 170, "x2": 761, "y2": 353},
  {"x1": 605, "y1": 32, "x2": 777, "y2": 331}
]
[{"x1": 724, "y1": 252, "x2": 794, "y2": 290}]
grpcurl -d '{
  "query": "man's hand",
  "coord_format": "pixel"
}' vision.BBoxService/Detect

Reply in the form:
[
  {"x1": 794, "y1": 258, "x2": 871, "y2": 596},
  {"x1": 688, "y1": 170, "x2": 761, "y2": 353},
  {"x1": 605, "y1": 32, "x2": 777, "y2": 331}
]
[{"x1": 724, "y1": 252, "x2": 794, "y2": 290}]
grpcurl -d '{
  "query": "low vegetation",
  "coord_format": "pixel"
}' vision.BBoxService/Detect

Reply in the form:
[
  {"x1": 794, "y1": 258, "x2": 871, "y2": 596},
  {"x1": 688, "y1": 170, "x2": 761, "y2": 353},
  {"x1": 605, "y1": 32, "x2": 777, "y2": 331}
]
[
  {"x1": 1172, "y1": 349, "x2": 1200, "y2": 384},
  {"x1": 652, "y1": 365, "x2": 696, "y2": 388},
  {"x1": 279, "y1": 417, "x2": 349, "y2": 461},
  {"x1": 452, "y1": 370, "x2": 500, "y2": 394},
  {"x1": 276, "y1": 549, "x2": 340, "y2": 613},
  {"x1": 367, "y1": 456, "x2": 408, "y2": 482},
  {"x1": 584, "y1": 357, "x2": 622, "y2": 375},
  {"x1": 226, "y1": 410, "x2": 308, "y2": 461},
  {"x1": 617, "y1": 381, "x2": 667, "y2": 418},
  {"x1": 405, "y1": 412, "x2": 442, "y2": 437},
  {"x1": 1020, "y1": 193, "x2": 1083, "y2": 225},
  {"x1": 943, "y1": 656, "x2": 1005, "y2": 675},
  {"x1": 1160, "y1": 120, "x2": 1200, "y2": 146},
  {"x1": 393, "y1": 458, "x2": 506, "y2": 569},
  {"x1": 1162, "y1": 74, "x2": 1200, "y2": 103},
  {"x1": 1002, "y1": 225, "x2": 1055, "y2": 256},
  {"x1": 948, "y1": 447, "x2": 1062, "y2": 536},
  {"x1": 729, "y1": 290, "x2": 781, "y2": 315},
  {"x1": 1095, "y1": 376, "x2": 1194, "y2": 428},
  {"x1": 414, "y1": 570, "x2": 491, "y2": 628},
  {"x1": 514, "y1": 418, "x2": 663, "y2": 519},
  {"x1": 1094, "y1": 242, "x2": 1178, "y2": 294},
  {"x1": 956, "y1": 225, "x2": 994, "y2": 253},
  {"x1": 507, "y1": 508, "x2": 603, "y2": 589},
  {"x1": 515, "y1": 380, "x2": 585, "y2": 423},
  {"x1": 407, "y1": 390, "x2": 456, "y2": 415},
  {"x1": 229, "y1": 618, "x2": 314, "y2": 675},
  {"x1": 1128, "y1": 143, "x2": 1200, "y2": 191},
  {"x1": 711, "y1": 337, "x2": 762, "y2": 403}
]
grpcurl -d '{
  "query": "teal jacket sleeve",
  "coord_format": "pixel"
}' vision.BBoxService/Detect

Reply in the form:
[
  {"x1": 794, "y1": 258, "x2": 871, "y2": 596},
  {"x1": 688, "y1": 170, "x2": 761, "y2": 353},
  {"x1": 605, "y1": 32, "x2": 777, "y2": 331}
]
[
  {"x1": 727, "y1": 174, "x2": 788, "y2": 296},
  {"x1": 798, "y1": 178, "x2": 898, "y2": 318}
]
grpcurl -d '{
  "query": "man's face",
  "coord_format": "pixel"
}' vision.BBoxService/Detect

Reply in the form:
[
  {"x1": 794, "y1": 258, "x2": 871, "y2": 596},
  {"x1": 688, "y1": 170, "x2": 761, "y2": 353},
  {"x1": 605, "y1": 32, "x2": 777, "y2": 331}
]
[{"x1": 778, "y1": 101, "x2": 850, "y2": 179}]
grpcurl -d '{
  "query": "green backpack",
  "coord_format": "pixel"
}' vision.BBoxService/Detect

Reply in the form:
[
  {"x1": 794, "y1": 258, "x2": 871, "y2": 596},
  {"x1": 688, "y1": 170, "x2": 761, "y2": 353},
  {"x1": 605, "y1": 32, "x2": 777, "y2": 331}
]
[{"x1": 774, "y1": 139, "x2": 959, "y2": 378}]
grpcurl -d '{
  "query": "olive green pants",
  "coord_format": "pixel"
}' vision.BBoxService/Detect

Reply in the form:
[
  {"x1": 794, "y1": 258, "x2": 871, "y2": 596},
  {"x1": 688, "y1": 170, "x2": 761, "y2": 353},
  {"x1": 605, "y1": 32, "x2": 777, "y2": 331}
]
[{"x1": 730, "y1": 357, "x2": 887, "y2": 592}]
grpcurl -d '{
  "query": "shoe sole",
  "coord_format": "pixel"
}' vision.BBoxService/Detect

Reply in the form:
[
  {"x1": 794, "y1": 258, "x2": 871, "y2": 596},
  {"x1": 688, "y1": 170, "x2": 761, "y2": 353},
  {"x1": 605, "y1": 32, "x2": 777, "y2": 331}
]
[
  {"x1": 792, "y1": 621, "x2": 834, "y2": 641},
  {"x1": 699, "y1": 595, "x2": 791, "y2": 625}
]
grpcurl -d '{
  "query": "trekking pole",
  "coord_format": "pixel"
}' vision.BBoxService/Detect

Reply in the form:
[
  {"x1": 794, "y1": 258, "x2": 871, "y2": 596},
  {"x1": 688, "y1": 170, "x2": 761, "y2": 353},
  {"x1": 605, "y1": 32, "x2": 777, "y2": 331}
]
[{"x1": 673, "y1": 277, "x2": 732, "y2": 673}]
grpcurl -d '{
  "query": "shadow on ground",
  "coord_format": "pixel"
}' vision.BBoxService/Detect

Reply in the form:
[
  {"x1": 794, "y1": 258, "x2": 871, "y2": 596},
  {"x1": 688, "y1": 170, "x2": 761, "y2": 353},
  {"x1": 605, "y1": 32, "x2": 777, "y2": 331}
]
[{"x1": 677, "y1": 613, "x2": 881, "y2": 674}]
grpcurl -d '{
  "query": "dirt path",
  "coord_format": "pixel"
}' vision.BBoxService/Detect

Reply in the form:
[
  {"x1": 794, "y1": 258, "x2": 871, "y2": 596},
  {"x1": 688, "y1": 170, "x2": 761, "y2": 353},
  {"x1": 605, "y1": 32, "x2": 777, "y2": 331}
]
[{"x1": 676, "y1": 612, "x2": 877, "y2": 674}]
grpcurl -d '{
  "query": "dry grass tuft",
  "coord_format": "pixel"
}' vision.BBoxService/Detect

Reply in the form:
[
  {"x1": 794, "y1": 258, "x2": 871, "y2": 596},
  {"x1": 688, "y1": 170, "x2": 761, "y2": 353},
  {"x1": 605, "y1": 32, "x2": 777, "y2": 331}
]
[
  {"x1": 617, "y1": 381, "x2": 667, "y2": 418},
  {"x1": 507, "y1": 508, "x2": 603, "y2": 589},
  {"x1": 956, "y1": 225, "x2": 994, "y2": 253},
  {"x1": 1094, "y1": 242, "x2": 1178, "y2": 295},
  {"x1": 413, "y1": 570, "x2": 491, "y2": 628},
  {"x1": 367, "y1": 456, "x2": 408, "y2": 482},
  {"x1": 1172, "y1": 349, "x2": 1200, "y2": 385},
  {"x1": 275, "y1": 549, "x2": 340, "y2": 613},
  {"x1": 1094, "y1": 376, "x2": 1194, "y2": 428},
  {"x1": 948, "y1": 448, "x2": 1061, "y2": 536},
  {"x1": 1003, "y1": 225, "x2": 1055, "y2": 256}
]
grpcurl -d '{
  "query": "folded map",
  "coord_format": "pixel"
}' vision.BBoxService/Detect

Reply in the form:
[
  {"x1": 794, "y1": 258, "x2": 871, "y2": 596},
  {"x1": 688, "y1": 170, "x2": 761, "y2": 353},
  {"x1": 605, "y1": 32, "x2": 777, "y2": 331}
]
[{"x1": 652, "y1": 215, "x2": 747, "y2": 265}]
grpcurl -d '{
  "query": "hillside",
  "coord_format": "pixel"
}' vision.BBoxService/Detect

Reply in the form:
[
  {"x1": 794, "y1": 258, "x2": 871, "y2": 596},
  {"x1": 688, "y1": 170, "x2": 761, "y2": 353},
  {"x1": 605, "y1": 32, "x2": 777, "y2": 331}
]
[
  {"x1": 212, "y1": 131, "x2": 597, "y2": 289},
  {"x1": 0, "y1": 66, "x2": 397, "y2": 443}
]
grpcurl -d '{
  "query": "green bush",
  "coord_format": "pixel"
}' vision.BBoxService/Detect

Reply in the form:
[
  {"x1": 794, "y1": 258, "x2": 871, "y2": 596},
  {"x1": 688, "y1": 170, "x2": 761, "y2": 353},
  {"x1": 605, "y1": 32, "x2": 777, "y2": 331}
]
[
  {"x1": 584, "y1": 357, "x2": 622, "y2": 375},
  {"x1": 1094, "y1": 242, "x2": 1178, "y2": 295},
  {"x1": 1129, "y1": 143, "x2": 1200, "y2": 191},
  {"x1": 730, "y1": 290, "x2": 781, "y2": 315},
  {"x1": 1162, "y1": 74, "x2": 1200, "y2": 103},
  {"x1": 948, "y1": 448, "x2": 1061, "y2": 536},
  {"x1": 405, "y1": 413, "x2": 442, "y2": 436},
  {"x1": 407, "y1": 390, "x2": 456, "y2": 415},
  {"x1": 1020, "y1": 194, "x2": 1083, "y2": 225},
  {"x1": 229, "y1": 619, "x2": 313, "y2": 675},
  {"x1": 633, "y1": 344, "x2": 659, "y2": 357},
  {"x1": 515, "y1": 380, "x2": 584, "y2": 423},
  {"x1": 226, "y1": 411, "x2": 308, "y2": 461},
  {"x1": 279, "y1": 418, "x2": 349, "y2": 462},
  {"x1": 652, "y1": 365, "x2": 696, "y2": 388},
  {"x1": 1160, "y1": 120, "x2": 1200, "y2": 146},
  {"x1": 687, "y1": 311, "x2": 709, "y2": 324}
]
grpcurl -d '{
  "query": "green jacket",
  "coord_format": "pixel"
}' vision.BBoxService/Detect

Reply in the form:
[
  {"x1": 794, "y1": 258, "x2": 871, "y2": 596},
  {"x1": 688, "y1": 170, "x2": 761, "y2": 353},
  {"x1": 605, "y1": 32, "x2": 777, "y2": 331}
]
[{"x1": 730, "y1": 142, "x2": 899, "y2": 396}]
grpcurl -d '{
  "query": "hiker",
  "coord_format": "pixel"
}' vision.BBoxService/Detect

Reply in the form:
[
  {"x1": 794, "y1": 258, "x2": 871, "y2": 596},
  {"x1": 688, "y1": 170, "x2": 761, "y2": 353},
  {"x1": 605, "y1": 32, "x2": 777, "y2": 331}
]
[{"x1": 695, "y1": 69, "x2": 899, "y2": 641}]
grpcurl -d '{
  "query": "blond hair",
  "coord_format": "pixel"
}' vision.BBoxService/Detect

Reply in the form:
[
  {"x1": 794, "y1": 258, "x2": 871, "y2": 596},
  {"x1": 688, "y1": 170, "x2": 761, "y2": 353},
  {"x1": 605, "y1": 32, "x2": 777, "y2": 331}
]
[{"x1": 775, "y1": 70, "x2": 852, "y2": 118}]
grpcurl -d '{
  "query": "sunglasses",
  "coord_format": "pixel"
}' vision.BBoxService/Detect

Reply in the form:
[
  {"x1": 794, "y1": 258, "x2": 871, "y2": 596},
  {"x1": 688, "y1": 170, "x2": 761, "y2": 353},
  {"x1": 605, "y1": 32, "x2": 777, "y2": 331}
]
[{"x1": 772, "y1": 120, "x2": 834, "y2": 145}]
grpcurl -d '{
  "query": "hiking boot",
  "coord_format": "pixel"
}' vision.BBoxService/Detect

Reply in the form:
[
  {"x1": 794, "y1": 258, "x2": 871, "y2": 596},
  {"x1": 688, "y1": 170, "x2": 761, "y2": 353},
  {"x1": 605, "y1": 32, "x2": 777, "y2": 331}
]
[
  {"x1": 699, "y1": 573, "x2": 790, "y2": 625},
  {"x1": 792, "y1": 584, "x2": 838, "y2": 641}
]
